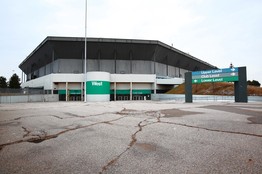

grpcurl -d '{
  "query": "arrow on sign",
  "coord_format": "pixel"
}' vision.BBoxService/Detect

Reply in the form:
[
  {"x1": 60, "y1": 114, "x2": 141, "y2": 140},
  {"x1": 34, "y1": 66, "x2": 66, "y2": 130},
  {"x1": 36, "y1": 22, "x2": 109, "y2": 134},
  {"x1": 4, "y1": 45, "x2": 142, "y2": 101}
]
[{"x1": 231, "y1": 68, "x2": 235, "y2": 71}]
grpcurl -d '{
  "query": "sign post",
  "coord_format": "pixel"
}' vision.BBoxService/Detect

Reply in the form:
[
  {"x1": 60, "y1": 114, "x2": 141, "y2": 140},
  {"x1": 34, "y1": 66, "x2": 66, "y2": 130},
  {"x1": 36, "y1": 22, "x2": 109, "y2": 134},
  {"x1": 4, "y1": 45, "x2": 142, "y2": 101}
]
[
  {"x1": 234, "y1": 67, "x2": 247, "y2": 102},
  {"x1": 185, "y1": 72, "x2": 192, "y2": 103},
  {"x1": 185, "y1": 67, "x2": 247, "y2": 103}
]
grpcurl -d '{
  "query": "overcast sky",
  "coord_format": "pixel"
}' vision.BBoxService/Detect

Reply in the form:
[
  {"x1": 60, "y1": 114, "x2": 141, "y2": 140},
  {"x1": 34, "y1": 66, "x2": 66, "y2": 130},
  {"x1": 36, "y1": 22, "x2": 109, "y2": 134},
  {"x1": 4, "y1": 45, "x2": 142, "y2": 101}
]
[{"x1": 1, "y1": 0, "x2": 262, "y2": 83}]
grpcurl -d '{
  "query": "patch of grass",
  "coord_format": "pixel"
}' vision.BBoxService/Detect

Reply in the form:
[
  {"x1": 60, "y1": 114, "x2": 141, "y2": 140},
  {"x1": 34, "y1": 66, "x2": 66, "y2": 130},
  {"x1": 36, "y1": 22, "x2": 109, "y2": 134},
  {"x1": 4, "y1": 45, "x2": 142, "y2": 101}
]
[{"x1": 167, "y1": 82, "x2": 262, "y2": 96}]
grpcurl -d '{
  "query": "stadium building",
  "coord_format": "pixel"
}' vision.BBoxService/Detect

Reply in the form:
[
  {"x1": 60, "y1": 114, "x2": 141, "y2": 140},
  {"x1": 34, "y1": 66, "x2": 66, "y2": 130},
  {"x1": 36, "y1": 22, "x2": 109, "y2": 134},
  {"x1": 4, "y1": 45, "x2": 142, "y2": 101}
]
[{"x1": 19, "y1": 36, "x2": 216, "y2": 101}]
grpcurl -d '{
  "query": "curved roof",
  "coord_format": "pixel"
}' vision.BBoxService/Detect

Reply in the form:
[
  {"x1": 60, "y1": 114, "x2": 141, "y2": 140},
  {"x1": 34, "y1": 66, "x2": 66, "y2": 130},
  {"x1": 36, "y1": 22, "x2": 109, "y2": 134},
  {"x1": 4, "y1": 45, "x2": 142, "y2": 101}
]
[{"x1": 19, "y1": 36, "x2": 217, "y2": 74}]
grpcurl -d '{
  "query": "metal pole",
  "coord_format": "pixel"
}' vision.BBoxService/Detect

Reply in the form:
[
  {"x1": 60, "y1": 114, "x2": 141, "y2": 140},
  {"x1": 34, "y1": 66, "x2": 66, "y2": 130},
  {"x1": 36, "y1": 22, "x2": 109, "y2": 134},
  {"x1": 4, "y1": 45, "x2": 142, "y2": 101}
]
[{"x1": 84, "y1": 0, "x2": 87, "y2": 102}]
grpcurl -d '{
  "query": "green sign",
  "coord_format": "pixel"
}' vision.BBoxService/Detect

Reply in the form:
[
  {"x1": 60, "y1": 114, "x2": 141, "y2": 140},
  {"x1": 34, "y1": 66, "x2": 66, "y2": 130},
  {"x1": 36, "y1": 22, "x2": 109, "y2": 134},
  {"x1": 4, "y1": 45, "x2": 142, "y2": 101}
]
[
  {"x1": 86, "y1": 81, "x2": 110, "y2": 95},
  {"x1": 192, "y1": 76, "x2": 239, "y2": 84},
  {"x1": 192, "y1": 67, "x2": 239, "y2": 84}
]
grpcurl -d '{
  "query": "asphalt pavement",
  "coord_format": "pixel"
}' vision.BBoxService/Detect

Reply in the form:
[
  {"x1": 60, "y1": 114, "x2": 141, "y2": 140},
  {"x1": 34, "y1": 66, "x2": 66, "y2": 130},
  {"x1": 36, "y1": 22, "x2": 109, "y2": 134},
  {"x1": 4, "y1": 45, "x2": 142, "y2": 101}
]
[{"x1": 0, "y1": 101, "x2": 261, "y2": 174}]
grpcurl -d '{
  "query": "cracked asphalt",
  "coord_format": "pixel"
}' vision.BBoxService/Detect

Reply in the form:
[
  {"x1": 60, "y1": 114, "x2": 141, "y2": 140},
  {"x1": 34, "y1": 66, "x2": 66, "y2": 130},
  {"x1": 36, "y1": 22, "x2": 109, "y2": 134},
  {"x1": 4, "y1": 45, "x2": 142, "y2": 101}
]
[{"x1": 0, "y1": 101, "x2": 262, "y2": 174}]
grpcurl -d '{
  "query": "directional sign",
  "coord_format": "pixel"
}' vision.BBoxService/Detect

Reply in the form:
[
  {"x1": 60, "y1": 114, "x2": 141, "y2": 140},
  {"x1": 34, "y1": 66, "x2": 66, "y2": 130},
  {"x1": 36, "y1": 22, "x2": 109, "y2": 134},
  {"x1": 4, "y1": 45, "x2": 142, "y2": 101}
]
[
  {"x1": 192, "y1": 72, "x2": 239, "y2": 80},
  {"x1": 192, "y1": 67, "x2": 239, "y2": 84}
]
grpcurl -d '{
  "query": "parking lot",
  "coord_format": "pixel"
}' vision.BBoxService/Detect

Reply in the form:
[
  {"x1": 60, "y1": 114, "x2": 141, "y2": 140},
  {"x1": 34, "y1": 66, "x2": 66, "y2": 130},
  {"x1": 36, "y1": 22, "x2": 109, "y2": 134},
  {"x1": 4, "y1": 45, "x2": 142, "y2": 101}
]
[{"x1": 0, "y1": 101, "x2": 262, "y2": 174}]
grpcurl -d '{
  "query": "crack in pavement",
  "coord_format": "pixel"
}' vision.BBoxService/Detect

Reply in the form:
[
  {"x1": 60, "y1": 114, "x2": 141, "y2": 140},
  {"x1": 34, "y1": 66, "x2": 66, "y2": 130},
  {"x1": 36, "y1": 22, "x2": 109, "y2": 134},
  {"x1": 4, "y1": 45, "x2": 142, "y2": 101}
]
[
  {"x1": 0, "y1": 111, "x2": 123, "y2": 123},
  {"x1": 100, "y1": 110, "x2": 164, "y2": 173},
  {"x1": 159, "y1": 121, "x2": 262, "y2": 138},
  {"x1": 0, "y1": 116, "x2": 125, "y2": 151},
  {"x1": 100, "y1": 119, "x2": 147, "y2": 174},
  {"x1": 63, "y1": 111, "x2": 123, "y2": 119},
  {"x1": 50, "y1": 115, "x2": 63, "y2": 119},
  {"x1": 99, "y1": 110, "x2": 262, "y2": 173},
  {"x1": 22, "y1": 126, "x2": 31, "y2": 138},
  {"x1": 11, "y1": 115, "x2": 63, "y2": 121}
]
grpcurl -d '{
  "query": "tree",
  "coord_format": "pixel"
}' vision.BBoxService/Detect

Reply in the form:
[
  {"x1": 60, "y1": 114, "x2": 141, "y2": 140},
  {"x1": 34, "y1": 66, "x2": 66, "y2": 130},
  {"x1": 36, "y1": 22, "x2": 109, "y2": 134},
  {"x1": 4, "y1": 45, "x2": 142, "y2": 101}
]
[
  {"x1": 0, "y1": 76, "x2": 8, "y2": 88},
  {"x1": 247, "y1": 80, "x2": 261, "y2": 87},
  {"x1": 8, "y1": 73, "x2": 21, "y2": 88}
]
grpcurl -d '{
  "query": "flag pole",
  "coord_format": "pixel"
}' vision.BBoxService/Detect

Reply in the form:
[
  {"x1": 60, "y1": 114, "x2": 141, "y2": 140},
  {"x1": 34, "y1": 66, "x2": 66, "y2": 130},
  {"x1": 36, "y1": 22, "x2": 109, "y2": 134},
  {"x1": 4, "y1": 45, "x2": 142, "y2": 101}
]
[{"x1": 84, "y1": 0, "x2": 87, "y2": 102}]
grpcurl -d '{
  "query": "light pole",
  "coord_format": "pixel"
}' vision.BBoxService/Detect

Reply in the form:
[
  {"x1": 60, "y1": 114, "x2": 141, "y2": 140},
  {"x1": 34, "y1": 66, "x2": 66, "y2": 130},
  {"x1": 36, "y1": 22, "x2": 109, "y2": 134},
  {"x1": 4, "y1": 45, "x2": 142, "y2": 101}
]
[{"x1": 84, "y1": 0, "x2": 87, "y2": 102}]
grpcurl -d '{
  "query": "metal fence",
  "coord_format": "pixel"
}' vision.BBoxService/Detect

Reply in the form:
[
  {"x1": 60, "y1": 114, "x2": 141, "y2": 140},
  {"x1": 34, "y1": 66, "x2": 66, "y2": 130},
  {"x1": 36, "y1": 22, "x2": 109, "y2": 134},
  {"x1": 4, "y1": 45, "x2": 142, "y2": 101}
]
[
  {"x1": 0, "y1": 88, "x2": 44, "y2": 95},
  {"x1": 0, "y1": 94, "x2": 59, "y2": 104}
]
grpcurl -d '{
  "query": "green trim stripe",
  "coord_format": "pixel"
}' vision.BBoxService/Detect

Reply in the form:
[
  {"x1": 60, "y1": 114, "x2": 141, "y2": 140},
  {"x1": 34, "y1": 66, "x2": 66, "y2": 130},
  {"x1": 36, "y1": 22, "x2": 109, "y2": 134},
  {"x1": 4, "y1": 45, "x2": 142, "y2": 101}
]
[
  {"x1": 58, "y1": 88, "x2": 151, "y2": 95},
  {"x1": 58, "y1": 90, "x2": 66, "y2": 95},
  {"x1": 86, "y1": 81, "x2": 110, "y2": 95},
  {"x1": 70, "y1": 90, "x2": 81, "y2": 95},
  {"x1": 58, "y1": 89, "x2": 81, "y2": 95},
  {"x1": 110, "y1": 89, "x2": 151, "y2": 95}
]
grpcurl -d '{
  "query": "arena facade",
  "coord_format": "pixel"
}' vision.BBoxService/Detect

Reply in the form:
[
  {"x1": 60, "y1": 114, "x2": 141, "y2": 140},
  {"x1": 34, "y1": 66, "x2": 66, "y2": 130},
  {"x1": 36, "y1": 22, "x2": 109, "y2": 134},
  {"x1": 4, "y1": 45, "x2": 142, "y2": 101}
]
[{"x1": 19, "y1": 36, "x2": 216, "y2": 101}]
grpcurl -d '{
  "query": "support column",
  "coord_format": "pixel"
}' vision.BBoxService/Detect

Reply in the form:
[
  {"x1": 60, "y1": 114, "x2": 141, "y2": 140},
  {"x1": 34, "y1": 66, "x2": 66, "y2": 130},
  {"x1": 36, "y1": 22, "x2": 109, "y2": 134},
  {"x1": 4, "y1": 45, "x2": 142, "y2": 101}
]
[
  {"x1": 154, "y1": 80, "x2": 157, "y2": 94},
  {"x1": 51, "y1": 82, "x2": 54, "y2": 95},
  {"x1": 81, "y1": 82, "x2": 83, "y2": 101},
  {"x1": 130, "y1": 82, "x2": 133, "y2": 100},
  {"x1": 114, "y1": 82, "x2": 117, "y2": 101},
  {"x1": 21, "y1": 71, "x2": 23, "y2": 83},
  {"x1": 66, "y1": 82, "x2": 68, "y2": 101}
]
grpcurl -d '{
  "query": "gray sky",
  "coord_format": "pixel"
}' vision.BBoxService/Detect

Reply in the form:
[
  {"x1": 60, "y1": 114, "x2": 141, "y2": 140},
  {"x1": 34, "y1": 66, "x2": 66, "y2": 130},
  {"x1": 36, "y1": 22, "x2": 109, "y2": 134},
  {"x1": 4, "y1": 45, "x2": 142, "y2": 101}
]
[{"x1": 1, "y1": 0, "x2": 262, "y2": 83}]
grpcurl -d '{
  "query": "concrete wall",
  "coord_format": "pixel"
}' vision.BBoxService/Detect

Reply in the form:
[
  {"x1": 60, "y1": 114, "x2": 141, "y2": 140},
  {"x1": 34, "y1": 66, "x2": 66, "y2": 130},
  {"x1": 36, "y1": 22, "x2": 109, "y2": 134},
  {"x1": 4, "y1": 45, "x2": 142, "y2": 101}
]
[
  {"x1": 22, "y1": 73, "x2": 184, "y2": 90},
  {"x1": 59, "y1": 59, "x2": 82, "y2": 73},
  {"x1": 113, "y1": 83, "x2": 130, "y2": 90},
  {"x1": 156, "y1": 78, "x2": 184, "y2": 85},
  {"x1": 151, "y1": 94, "x2": 236, "y2": 101},
  {"x1": 87, "y1": 59, "x2": 99, "y2": 71},
  {"x1": 22, "y1": 74, "x2": 53, "y2": 89},
  {"x1": 53, "y1": 59, "x2": 83, "y2": 73},
  {"x1": 86, "y1": 60, "x2": 154, "y2": 74},
  {"x1": 176, "y1": 67, "x2": 180, "y2": 77},
  {"x1": 0, "y1": 94, "x2": 59, "y2": 104},
  {"x1": 39, "y1": 66, "x2": 45, "y2": 77},
  {"x1": 151, "y1": 94, "x2": 261, "y2": 102},
  {"x1": 155, "y1": 62, "x2": 167, "y2": 76},
  {"x1": 116, "y1": 60, "x2": 131, "y2": 74},
  {"x1": 45, "y1": 63, "x2": 51, "y2": 75},
  {"x1": 180, "y1": 68, "x2": 189, "y2": 78},
  {"x1": 132, "y1": 83, "x2": 152, "y2": 89},
  {"x1": 28, "y1": 73, "x2": 31, "y2": 80},
  {"x1": 111, "y1": 74, "x2": 156, "y2": 83},
  {"x1": 54, "y1": 82, "x2": 82, "y2": 90},
  {"x1": 151, "y1": 94, "x2": 185, "y2": 101},
  {"x1": 132, "y1": 60, "x2": 152, "y2": 74},
  {"x1": 22, "y1": 74, "x2": 85, "y2": 89},
  {"x1": 168, "y1": 65, "x2": 176, "y2": 77},
  {"x1": 100, "y1": 60, "x2": 115, "y2": 73},
  {"x1": 31, "y1": 59, "x2": 189, "y2": 78}
]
